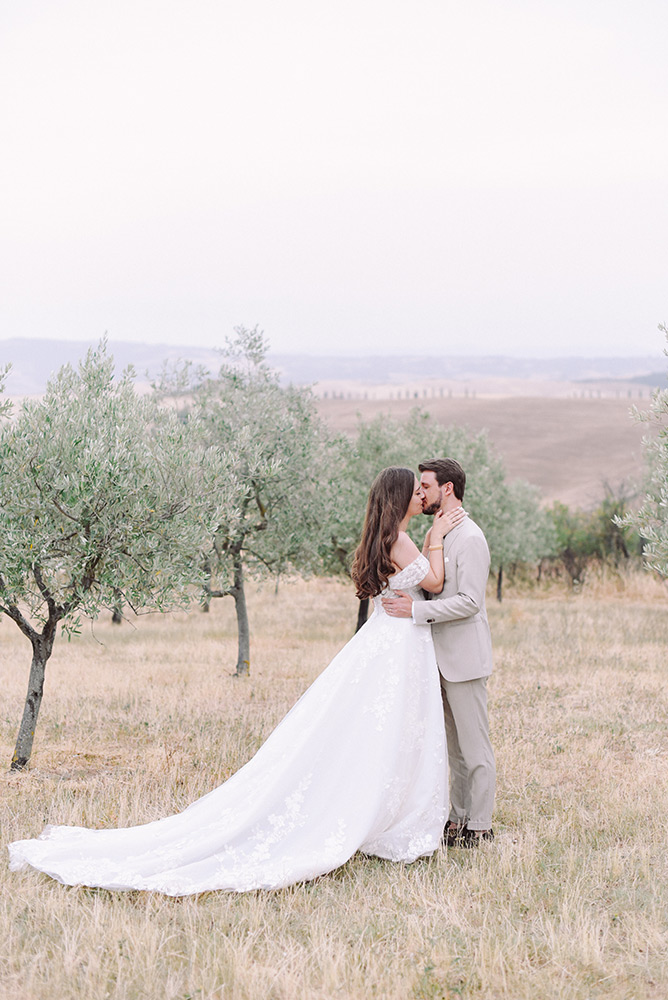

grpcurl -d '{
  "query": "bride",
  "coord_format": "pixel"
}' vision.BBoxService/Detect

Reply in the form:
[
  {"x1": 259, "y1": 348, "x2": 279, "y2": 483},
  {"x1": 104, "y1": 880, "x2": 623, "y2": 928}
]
[{"x1": 8, "y1": 467, "x2": 462, "y2": 895}]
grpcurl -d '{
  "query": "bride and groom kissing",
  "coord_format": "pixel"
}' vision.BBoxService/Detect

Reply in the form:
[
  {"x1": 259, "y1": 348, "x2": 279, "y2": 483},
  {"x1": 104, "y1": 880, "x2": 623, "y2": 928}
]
[
  {"x1": 9, "y1": 457, "x2": 495, "y2": 895},
  {"x1": 381, "y1": 458, "x2": 495, "y2": 848}
]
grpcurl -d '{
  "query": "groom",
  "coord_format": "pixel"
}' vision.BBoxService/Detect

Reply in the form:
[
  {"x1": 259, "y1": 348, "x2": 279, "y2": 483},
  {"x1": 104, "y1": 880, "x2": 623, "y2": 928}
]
[{"x1": 382, "y1": 458, "x2": 495, "y2": 846}]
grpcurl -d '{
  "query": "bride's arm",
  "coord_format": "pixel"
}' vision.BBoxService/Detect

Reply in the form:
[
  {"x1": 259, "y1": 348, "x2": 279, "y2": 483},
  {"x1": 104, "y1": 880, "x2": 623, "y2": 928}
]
[{"x1": 418, "y1": 509, "x2": 468, "y2": 592}]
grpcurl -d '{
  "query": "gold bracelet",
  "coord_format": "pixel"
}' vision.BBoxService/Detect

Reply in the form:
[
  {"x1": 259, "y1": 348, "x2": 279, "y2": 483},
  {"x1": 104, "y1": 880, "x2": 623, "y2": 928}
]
[{"x1": 428, "y1": 545, "x2": 442, "y2": 551}]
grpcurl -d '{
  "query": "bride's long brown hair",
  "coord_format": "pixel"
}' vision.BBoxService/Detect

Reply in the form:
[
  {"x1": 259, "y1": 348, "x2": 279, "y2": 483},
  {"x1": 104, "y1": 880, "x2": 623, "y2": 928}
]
[{"x1": 351, "y1": 466, "x2": 416, "y2": 599}]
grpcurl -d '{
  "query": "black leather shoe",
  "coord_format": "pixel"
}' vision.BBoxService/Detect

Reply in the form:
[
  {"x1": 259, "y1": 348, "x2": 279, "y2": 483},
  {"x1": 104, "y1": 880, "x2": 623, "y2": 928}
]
[
  {"x1": 461, "y1": 827, "x2": 494, "y2": 847},
  {"x1": 442, "y1": 821, "x2": 467, "y2": 847}
]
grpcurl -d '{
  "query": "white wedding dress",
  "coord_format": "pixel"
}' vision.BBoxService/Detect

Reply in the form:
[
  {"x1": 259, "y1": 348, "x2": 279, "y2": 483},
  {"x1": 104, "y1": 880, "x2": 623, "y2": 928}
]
[{"x1": 8, "y1": 555, "x2": 447, "y2": 895}]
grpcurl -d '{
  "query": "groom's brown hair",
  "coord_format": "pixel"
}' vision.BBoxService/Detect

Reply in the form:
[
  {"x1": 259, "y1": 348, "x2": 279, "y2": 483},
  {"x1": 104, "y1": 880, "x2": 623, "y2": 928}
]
[{"x1": 418, "y1": 458, "x2": 466, "y2": 501}]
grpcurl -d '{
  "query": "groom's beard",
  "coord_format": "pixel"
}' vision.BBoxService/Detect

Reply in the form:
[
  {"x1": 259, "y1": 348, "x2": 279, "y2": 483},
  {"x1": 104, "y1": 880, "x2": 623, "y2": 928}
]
[{"x1": 422, "y1": 501, "x2": 441, "y2": 516}]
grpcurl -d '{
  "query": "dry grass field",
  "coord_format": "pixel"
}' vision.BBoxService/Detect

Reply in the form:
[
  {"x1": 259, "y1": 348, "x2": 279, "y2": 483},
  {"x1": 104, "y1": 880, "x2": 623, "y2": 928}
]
[
  {"x1": 316, "y1": 394, "x2": 647, "y2": 508},
  {"x1": 2, "y1": 572, "x2": 668, "y2": 1000}
]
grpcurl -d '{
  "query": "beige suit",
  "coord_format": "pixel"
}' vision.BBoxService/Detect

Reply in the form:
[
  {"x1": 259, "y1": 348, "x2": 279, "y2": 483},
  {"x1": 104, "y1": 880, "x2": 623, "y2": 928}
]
[{"x1": 412, "y1": 517, "x2": 496, "y2": 830}]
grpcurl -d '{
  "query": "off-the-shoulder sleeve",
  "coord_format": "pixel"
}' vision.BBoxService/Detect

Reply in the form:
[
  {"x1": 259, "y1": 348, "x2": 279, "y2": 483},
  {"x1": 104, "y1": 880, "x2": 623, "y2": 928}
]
[{"x1": 388, "y1": 554, "x2": 430, "y2": 591}]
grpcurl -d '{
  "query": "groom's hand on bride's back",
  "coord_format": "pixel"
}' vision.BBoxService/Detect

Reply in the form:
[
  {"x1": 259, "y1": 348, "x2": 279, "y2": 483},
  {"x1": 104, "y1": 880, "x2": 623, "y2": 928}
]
[{"x1": 381, "y1": 591, "x2": 413, "y2": 618}]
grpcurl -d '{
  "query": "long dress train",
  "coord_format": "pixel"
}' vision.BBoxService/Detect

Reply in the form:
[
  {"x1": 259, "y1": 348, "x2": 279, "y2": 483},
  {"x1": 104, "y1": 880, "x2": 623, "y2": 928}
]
[{"x1": 8, "y1": 555, "x2": 447, "y2": 895}]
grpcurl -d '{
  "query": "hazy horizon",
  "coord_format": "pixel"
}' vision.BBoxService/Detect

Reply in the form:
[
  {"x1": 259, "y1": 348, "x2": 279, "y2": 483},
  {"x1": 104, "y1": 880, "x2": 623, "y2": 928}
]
[
  {"x1": 2, "y1": 335, "x2": 664, "y2": 401},
  {"x1": 1, "y1": 333, "x2": 665, "y2": 363}
]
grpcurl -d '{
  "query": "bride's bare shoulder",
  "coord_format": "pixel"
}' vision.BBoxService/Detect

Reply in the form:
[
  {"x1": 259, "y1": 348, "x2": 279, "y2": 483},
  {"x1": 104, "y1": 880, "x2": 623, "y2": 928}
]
[{"x1": 390, "y1": 531, "x2": 421, "y2": 571}]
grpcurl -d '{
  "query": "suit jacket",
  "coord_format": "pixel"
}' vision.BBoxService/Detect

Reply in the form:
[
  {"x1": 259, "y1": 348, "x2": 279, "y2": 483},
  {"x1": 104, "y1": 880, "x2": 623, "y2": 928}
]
[{"x1": 412, "y1": 516, "x2": 493, "y2": 682}]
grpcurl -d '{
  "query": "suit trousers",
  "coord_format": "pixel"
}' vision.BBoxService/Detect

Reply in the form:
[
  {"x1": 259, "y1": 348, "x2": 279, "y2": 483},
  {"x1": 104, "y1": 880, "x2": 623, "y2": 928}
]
[{"x1": 440, "y1": 675, "x2": 495, "y2": 830}]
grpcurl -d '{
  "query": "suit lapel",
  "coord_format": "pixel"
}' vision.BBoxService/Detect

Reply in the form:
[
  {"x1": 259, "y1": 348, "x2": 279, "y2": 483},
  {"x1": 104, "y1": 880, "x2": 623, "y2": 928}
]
[{"x1": 443, "y1": 522, "x2": 463, "y2": 560}]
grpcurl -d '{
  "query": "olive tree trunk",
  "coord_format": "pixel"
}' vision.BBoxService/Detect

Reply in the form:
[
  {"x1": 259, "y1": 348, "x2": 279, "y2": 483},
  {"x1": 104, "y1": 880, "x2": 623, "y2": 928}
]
[
  {"x1": 232, "y1": 557, "x2": 250, "y2": 676},
  {"x1": 355, "y1": 597, "x2": 369, "y2": 632},
  {"x1": 11, "y1": 618, "x2": 58, "y2": 770},
  {"x1": 204, "y1": 550, "x2": 250, "y2": 673},
  {"x1": 496, "y1": 565, "x2": 503, "y2": 603}
]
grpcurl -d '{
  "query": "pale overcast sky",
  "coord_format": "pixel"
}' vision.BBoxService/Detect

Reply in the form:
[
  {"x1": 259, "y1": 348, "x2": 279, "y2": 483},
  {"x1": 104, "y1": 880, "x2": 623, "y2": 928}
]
[{"x1": 1, "y1": 0, "x2": 666, "y2": 357}]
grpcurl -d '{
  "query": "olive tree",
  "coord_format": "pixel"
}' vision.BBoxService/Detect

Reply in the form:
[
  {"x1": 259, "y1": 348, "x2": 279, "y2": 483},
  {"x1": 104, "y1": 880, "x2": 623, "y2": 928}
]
[
  {"x1": 185, "y1": 327, "x2": 339, "y2": 676},
  {"x1": 489, "y1": 478, "x2": 556, "y2": 600},
  {"x1": 0, "y1": 364, "x2": 11, "y2": 417},
  {"x1": 621, "y1": 326, "x2": 668, "y2": 575},
  {"x1": 0, "y1": 344, "x2": 233, "y2": 769},
  {"x1": 593, "y1": 483, "x2": 640, "y2": 567}
]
